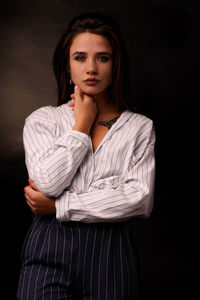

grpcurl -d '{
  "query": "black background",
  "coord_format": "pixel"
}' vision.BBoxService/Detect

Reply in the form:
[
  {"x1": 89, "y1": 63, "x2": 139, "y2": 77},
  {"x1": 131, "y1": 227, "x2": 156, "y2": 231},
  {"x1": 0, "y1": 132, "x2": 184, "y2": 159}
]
[{"x1": 0, "y1": 0, "x2": 199, "y2": 299}]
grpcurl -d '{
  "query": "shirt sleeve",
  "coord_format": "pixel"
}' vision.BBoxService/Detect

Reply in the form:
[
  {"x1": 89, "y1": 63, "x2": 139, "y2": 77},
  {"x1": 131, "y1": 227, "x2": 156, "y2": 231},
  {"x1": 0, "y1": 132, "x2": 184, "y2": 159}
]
[
  {"x1": 55, "y1": 123, "x2": 156, "y2": 223},
  {"x1": 23, "y1": 106, "x2": 91, "y2": 197}
]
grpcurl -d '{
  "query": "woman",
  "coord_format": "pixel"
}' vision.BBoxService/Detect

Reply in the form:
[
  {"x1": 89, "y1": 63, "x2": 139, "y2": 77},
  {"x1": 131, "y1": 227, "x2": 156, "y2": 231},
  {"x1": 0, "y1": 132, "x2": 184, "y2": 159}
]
[{"x1": 17, "y1": 11, "x2": 155, "y2": 299}]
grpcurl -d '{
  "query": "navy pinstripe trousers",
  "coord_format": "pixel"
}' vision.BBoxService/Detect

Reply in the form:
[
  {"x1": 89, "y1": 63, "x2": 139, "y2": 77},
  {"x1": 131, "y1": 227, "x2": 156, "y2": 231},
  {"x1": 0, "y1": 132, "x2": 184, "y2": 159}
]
[{"x1": 17, "y1": 215, "x2": 138, "y2": 299}]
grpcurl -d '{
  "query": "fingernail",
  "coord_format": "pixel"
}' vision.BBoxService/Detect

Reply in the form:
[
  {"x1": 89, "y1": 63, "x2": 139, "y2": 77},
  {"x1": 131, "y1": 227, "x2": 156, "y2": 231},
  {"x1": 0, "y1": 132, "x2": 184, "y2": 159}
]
[{"x1": 75, "y1": 85, "x2": 79, "y2": 90}]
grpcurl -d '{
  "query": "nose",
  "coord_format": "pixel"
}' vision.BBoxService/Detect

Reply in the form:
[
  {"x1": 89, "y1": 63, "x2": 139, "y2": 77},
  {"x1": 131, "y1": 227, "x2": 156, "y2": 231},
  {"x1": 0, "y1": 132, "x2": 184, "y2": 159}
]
[{"x1": 86, "y1": 58, "x2": 98, "y2": 75}]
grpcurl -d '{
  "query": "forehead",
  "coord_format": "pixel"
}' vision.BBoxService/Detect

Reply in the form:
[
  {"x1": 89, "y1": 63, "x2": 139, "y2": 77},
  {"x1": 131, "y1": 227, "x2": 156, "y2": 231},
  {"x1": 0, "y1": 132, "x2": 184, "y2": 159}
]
[{"x1": 70, "y1": 32, "x2": 112, "y2": 53}]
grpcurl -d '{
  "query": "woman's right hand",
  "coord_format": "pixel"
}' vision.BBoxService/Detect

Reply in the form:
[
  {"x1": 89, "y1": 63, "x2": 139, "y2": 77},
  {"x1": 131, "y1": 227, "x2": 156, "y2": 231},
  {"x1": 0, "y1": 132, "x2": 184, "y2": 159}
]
[{"x1": 70, "y1": 85, "x2": 98, "y2": 133}]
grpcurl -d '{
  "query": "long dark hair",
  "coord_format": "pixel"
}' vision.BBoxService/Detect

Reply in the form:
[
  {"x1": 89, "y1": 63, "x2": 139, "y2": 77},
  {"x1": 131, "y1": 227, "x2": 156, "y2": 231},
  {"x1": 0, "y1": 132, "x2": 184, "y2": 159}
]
[{"x1": 53, "y1": 11, "x2": 135, "y2": 112}]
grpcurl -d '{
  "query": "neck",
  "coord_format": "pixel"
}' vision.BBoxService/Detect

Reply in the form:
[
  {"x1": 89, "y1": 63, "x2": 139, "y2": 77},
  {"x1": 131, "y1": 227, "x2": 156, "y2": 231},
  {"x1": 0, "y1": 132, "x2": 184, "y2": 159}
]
[{"x1": 91, "y1": 90, "x2": 117, "y2": 115}]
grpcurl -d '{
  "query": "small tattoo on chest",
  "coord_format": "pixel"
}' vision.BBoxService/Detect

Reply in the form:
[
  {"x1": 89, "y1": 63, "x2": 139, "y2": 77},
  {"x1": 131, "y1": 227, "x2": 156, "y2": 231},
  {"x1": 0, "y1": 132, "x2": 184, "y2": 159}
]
[
  {"x1": 97, "y1": 116, "x2": 120, "y2": 129},
  {"x1": 90, "y1": 116, "x2": 120, "y2": 138}
]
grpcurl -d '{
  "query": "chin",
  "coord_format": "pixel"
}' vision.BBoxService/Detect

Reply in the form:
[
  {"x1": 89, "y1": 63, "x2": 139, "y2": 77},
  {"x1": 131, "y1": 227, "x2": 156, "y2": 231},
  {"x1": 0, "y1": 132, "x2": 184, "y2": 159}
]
[{"x1": 81, "y1": 86, "x2": 103, "y2": 95}]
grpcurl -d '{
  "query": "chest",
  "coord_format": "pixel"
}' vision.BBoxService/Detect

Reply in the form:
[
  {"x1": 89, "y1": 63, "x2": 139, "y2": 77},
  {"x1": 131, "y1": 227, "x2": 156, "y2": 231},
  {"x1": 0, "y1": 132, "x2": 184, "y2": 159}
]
[
  {"x1": 90, "y1": 125, "x2": 109, "y2": 153},
  {"x1": 90, "y1": 113, "x2": 122, "y2": 153}
]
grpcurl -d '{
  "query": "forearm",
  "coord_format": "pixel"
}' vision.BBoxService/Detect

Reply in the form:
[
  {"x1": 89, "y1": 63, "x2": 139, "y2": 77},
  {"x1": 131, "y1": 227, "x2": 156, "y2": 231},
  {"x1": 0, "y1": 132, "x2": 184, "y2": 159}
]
[
  {"x1": 55, "y1": 146, "x2": 155, "y2": 223},
  {"x1": 55, "y1": 182, "x2": 154, "y2": 223},
  {"x1": 24, "y1": 125, "x2": 91, "y2": 197}
]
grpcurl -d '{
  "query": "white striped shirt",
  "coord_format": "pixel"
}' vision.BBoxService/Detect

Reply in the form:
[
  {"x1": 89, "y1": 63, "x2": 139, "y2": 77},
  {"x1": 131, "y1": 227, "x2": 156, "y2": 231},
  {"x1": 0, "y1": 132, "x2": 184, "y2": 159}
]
[{"x1": 23, "y1": 101, "x2": 156, "y2": 223}]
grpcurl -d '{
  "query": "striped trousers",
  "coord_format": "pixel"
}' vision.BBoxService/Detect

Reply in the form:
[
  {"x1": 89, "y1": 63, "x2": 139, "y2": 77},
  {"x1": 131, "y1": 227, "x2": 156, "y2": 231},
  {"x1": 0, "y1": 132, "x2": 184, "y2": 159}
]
[{"x1": 17, "y1": 215, "x2": 138, "y2": 300}]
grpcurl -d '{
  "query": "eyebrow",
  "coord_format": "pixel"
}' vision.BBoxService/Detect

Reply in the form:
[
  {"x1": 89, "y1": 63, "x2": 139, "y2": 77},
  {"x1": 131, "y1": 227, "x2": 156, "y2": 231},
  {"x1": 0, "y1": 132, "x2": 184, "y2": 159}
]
[{"x1": 72, "y1": 51, "x2": 112, "y2": 56}]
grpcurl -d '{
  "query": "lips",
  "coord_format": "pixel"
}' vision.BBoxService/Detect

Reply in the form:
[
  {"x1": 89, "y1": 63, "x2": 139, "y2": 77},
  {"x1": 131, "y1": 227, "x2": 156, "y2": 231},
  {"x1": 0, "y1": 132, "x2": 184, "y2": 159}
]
[
  {"x1": 84, "y1": 78, "x2": 99, "y2": 85},
  {"x1": 84, "y1": 78, "x2": 99, "y2": 81}
]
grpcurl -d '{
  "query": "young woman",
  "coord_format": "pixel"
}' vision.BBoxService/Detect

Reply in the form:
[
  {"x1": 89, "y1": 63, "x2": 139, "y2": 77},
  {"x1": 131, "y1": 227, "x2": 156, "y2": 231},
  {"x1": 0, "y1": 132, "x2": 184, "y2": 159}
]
[{"x1": 17, "y1": 11, "x2": 155, "y2": 300}]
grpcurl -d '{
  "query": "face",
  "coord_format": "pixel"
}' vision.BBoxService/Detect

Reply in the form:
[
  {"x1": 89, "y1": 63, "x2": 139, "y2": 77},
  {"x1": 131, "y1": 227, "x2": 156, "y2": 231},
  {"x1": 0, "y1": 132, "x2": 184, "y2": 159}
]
[{"x1": 69, "y1": 32, "x2": 112, "y2": 96}]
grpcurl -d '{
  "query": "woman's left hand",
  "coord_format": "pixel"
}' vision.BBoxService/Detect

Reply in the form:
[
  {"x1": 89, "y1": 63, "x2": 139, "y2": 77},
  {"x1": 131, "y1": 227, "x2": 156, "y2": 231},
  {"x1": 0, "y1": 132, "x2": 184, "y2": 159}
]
[
  {"x1": 69, "y1": 93, "x2": 75, "y2": 110},
  {"x1": 24, "y1": 178, "x2": 56, "y2": 215}
]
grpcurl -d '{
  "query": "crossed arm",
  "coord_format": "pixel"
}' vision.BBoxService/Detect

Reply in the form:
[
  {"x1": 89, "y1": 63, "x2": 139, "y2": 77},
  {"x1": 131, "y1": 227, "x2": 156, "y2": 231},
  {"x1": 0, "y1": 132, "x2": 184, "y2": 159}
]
[
  {"x1": 23, "y1": 107, "x2": 155, "y2": 221},
  {"x1": 24, "y1": 178, "x2": 56, "y2": 215},
  {"x1": 25, "y1": 143, "x2": 155, "y2": 220}
]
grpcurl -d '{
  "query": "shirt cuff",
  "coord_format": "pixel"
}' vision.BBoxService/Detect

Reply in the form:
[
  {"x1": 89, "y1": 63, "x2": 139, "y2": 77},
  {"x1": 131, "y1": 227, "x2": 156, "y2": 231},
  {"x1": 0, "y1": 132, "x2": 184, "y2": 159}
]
[
  {"x1": 55, "y1": 129, "x2": 91, "y2": 149},
  {"x1": 55, "y1": 192, "x2": 70, "y2": 222}
]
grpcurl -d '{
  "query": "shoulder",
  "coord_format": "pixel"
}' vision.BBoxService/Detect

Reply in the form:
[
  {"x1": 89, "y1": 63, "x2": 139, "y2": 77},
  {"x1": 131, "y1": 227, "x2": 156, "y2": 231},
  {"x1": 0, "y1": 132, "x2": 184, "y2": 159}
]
[
  {"x1": 25, "y1": 106, "x2": 56, "y2": 124},
  {"x1": 25, "y1": 102, "x2": 73, "y2": 126},
  {"x1": 126, "y1": 111, "x2": 155, "y2": 147},
  {"x1": 128, "y1": 111, "x2": 153, "y2": 123},
  {"x1": 127, "y1": 111, "x2": 154, "y2": 132}
]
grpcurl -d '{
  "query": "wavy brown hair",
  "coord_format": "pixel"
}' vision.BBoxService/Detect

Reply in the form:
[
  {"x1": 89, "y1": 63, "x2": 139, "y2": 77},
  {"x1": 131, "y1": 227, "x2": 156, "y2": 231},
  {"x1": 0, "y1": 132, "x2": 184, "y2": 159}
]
[{"x1": 53, "y1": 11, "x2": 135, "y2": 112}]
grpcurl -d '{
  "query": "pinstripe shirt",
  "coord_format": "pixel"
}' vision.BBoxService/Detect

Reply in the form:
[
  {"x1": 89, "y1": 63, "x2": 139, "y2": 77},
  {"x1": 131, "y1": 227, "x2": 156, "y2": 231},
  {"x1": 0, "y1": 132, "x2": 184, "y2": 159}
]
[{"x1": 23, "y1": 101, "x2": 156, "y2": 223}]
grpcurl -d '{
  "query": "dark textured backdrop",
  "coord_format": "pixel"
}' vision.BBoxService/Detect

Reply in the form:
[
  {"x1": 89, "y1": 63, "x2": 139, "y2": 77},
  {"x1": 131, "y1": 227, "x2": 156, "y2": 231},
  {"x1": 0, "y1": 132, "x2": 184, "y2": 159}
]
[{"x1": 0, "y1": 0, "x2": 199, "y2": 299}]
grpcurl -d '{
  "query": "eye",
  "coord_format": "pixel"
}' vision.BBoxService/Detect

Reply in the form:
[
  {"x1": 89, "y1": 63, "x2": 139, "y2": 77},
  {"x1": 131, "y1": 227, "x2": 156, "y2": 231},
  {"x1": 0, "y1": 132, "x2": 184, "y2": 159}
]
[
  {"x1": 74, "y1": 56, "x2": 86, "y2": 61},
  {"x1": 98, "y1": 56, "x2": 109, "y2": 62}
]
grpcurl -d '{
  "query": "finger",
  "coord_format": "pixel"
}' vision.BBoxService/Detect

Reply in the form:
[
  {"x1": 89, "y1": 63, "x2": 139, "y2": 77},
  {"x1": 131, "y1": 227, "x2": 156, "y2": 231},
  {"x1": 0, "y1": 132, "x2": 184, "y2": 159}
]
[
  {"x1": 26, "y1": 198, "x2": 33, "y2": 211},
  {"x1": 26, "y1": 198, "x2": 37, "y2": 214},
  {"x1": 24, "y1": 186, "x2": 32, "y2": 199},
  {"x1": 24, "y1": 185, "x2": 31, "y2": 195},
  {"x1": 74, "y1": 85, "x2": 82, "y2": 101},
  {"x1": 24, "y1": 192, "x2": 32, "y2": 203},
  {"x1": 25, "y1": 193, "x2": 35, "y2": 210},
  {"x1": 28, "y1": 178, "x2": 32, "y2": 184},
  {"x1": 28, "y1": 178, "x2": 40, "y2": 191},
  {"x1": 24, "y1": 185, "x2": 40, "y2": 199},
  {"x1": 70, "y1": 93, "x2": 75, "y2": 98},
  {"x1": 25, "y1": 191, "x2": 39, "y2": 213}
]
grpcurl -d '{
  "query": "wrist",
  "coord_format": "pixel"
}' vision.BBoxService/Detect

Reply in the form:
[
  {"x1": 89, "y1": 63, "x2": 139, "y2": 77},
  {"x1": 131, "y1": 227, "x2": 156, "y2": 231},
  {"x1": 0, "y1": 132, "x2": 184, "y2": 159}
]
[{"x1": 72, "y1": 123, "x2": 91, "y2": 135}]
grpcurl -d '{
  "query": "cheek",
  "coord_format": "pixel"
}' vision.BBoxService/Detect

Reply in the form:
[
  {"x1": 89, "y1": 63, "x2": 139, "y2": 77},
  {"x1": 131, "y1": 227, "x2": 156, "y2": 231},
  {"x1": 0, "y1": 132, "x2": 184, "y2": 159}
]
[
  {"x1": 70, "y1": 63, "x2": 84, "y2": 81},
  {"x1": 105, "y1": 62, "x2": 112, "y2": 79},
  {"x1": 70, "y1": 69, "x2": 79, "y2": 83},
  {"x1": 69, "y1": 59, "x2": 77, "y2": 73},
  {"x1": 103, "y1": 66, "x2": 112, "y2": 84}
]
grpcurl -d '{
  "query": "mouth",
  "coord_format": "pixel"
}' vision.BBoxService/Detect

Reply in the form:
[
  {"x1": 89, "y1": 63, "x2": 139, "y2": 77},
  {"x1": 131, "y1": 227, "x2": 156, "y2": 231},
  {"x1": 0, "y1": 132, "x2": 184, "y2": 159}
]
[{"x1": 84, "y1": 78, "x2": 99, "y2": 85}]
